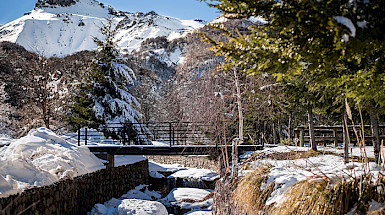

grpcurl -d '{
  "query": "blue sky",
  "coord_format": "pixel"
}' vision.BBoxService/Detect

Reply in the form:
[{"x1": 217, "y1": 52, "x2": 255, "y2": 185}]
[{"x1": 0, "y1": 0, "x2": 220, "y2": 25}]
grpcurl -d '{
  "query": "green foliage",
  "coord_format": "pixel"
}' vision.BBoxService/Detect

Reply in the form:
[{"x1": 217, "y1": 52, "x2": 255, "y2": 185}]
[
  {"x1": 67, "y1": 81, "x2": 101, "y2": 129},
  {"x1": 68, "y1": 19, "x2": 144, "y2": 140},
  {"x1": 203, "y1": 0, "x2": 385, "y2": 125}
]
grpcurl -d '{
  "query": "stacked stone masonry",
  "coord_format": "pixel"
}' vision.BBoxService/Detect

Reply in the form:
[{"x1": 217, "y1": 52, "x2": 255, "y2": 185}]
[
  {"x1": 148, "y1": 155, "x2": 220, "y2": 172},
  {"x1": 0, "y1": 160, "x2": 149, "y2": 215}
]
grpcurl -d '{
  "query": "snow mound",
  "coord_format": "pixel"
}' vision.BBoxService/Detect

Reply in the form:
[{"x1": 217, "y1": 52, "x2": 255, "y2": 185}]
[
  {"x1": 162, "y1": 187, "x2": 213, "y2": 202},
  {"x1": 0, "y1": 135, "x2": 12, "y2": 146},
  {"x1": 240, "y1": 145, "x2": 310, "y2": 159},
  {"x1": 149, "y1": 160, "x2": 187, "y2": 172},
  {"x1": 0, "y1": 127, "x2": 104, "y2": 197},
  {"x1": 185, "y1": 209, "x2": 213, "y2": 215},
  {"x1": 148, "y1": 160, "x2": 188, "y2": 179},
  {"x1": 114, "y1": 199, "x2": 168, "y2": 215},
  {"x1": 149, "y1": 171, "x2": 165, "y2": 178},
  {"x1": 161, "y1": 187, "x2": 213, "y2": 210},
  {"x1": 90, "y1": 185, "x2": 163, "y2": 215},
  {"x1": 121, "y1": 184, "x2": 161, "y2": 200},
  {"x1": 168, "y1": 168, "x2": 219, "y2": 181},
  {"x1": 319, "y1": 145, "x2": 376, "y2": 158},
  {"x1": 115, "y1": 155, "x2": 146, "y2": 167}
]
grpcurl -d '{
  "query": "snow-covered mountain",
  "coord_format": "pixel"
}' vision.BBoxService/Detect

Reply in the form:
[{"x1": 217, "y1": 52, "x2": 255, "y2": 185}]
[{"x1": 0, "y1": 0, "x2": 204, "y2": 57}]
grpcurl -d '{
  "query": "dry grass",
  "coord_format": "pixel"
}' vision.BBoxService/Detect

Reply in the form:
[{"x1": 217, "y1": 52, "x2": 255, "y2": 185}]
[
  {"x1": 247, "y1": 149, "x2": 320, "y2": 162},
  {"x1": 248, "y1": 148, "x2": 375, "y2": 164},
  {"x1": 215, "y1": 139, "x2": 385, "y2": 214},
  {"x1": 271, "y1": 174, "x2": 385, "y2": 215},
  {"x1": 234, "y1": 164, "x2": 274, "y2": 214},
  {"x1": 213, "y1": 179, "x2": 238, "y2": 215}
]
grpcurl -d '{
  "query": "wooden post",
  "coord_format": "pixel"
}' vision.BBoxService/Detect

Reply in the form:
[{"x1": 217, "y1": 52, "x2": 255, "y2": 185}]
[
  {"x1": 370, "y1": 100, "x2": 381, "y2": 164},
  {"x1": 107, "y1": 153, "x2": 114, "y2": 168},
  {"x1": 299, "y1": 128, "x2": 304, "y2": 147},
  {"x1": 308, "y1": 107, "x2": 317, "y2": 151},
  {"x1": 85, "y1": 127, "x2": 88, "y2": 145},
  {"x1": 77, "y1": 127, "x2": 81, "y2": 146},
  {"x1": 333, "y1": 128, "x2": 338, "y2": 147},
  {"x1": 343, "y1": 114, "x2": 349, "y2": 163}
]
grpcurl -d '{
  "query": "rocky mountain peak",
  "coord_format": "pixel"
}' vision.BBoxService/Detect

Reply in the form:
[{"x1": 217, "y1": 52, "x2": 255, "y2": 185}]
[{"x1": 35, "y1": 0, "x2": 78, "y2": 8}]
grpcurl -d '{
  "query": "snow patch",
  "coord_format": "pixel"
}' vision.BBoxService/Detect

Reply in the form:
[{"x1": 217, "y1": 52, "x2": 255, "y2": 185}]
[
  {"x1": 115, "y1": 199, "x2": 168, "y2": 215},
  {"x1": 90, "y1": 185, "x2": 165, "y2": 215},
  {"x1": 168, "y1": 168, "x2": 219, "y2": 182},
  {"x1": 160, "y1": 187, "x2": 213, "y2": 210},
  {"x1": 0, "y1": 127, "x2": 104, "y2": 197},
  {"x1": 114, "y1": 155, "x2": 146, "y2": 167},
  {"x1": 334, "y1": 16, "x2": 356, "y2": 40},
  {"x1": 149, "y1": 160, "x2": 187, "y2": 172},
  {"x1": 246, "y1": 152, "x2": 382, "y2": 206}
]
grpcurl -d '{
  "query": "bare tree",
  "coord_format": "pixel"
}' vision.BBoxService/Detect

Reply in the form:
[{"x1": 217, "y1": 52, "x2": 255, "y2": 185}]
[{"x1": 23, "y1": 55, "x2": 67, "y2": 130}]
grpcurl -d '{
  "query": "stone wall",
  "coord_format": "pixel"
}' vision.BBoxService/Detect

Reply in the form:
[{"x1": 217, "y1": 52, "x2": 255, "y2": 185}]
[
  {"x1": 0, "y1": 160, "x2": 148, "y2": 215},
  {"x1": 148, "y1": 155, "x2": 220, "y2": 172}
]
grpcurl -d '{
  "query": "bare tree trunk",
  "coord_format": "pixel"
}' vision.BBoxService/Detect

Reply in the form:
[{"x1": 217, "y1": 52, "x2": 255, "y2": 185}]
[
  {"x1": 223, "y1": 121, "x2": 229, "y2": 173},
  {"x1": 272, "y1": 122, "x2": 277, "y2": 144},
  {"x1": 288, "y1": 114, "x2": 292, "y2": 140},
  {"x1": 369, "y1": 100, "x2": 381, "y2": 164},
  {"x1": 308, "y1": 107, "x2": 317, "y2": 151},
  {"x1": 278, "y1": 120, "x2": 281, "y2": 142},
  {"x1": 231, "y1": 69, "x2": 243, "y2": 178},
  {"x1": 342, "y1": 113, "x2": 349, "y2": 163},
  {"x1": 231, "y1": 138, "x2": 239, "y2": 178},
  {"x1": 234, "y1": 69, "x2": 243, "y2": 142},
  {"x1": 41, "y1": 96, "x2": 50, "y2": 129}
]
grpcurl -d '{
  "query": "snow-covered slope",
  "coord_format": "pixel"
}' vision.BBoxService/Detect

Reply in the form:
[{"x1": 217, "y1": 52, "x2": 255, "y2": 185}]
[{"x1": 0, "y1": 0, "x2": 204, "y2": 57}]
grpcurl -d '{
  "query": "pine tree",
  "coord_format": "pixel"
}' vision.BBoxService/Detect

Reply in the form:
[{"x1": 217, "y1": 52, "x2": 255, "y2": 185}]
[
  {"x1": 68, "y1": 19, "x2": 151, "y2": 144},
  {"x1": 204, "y1": 0, "x2": 385, "y2": 160}
]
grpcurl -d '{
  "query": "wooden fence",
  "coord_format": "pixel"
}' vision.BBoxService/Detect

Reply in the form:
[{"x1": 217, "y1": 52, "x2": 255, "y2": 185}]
[{"x1": 294, "y1": 125, "x2": 385, "y2": 147}]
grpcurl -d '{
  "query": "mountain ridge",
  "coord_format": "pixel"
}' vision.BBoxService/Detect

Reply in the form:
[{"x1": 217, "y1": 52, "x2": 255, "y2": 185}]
[
  {"x1": 0, "y1": 0, "x2": 204, "y2": 57},
  {"x1": 35, "y1": 0, "x2": 78, "y2": 8}
]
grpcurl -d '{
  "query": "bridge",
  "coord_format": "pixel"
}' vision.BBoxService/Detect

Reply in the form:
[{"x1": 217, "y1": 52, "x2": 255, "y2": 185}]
[
  {"x1": 87, "y1": 144, "x2": 263, "y2": 167},
  {"x1": 87, "y1": 144, "x2": 262, "y2": 156},
  {"x1": 75, "y1": 122, "x2": 264, "y2": 167}
]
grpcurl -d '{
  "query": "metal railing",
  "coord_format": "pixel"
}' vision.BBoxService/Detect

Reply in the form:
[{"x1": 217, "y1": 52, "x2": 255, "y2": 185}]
[{"x1": 77, "y1": 122, "x2": 216, "y2": 146}]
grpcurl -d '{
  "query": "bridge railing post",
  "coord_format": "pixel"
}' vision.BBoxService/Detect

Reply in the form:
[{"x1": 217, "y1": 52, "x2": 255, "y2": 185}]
[
  {"x1": 85, "y1": 127, "x2": 88, "y2": 145},
  {"x1": 173, "y1": 127, "x2": 175, "y2": 145},
  {"x1": 77, "y1": 126, "x2": 81, "y2": 146},
  {"x1": 169, "y1": 122, "x2": 172, "y2": 147},
  {"x1": 123, "y1": 123, "x2": 127, "y2": 145}
]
